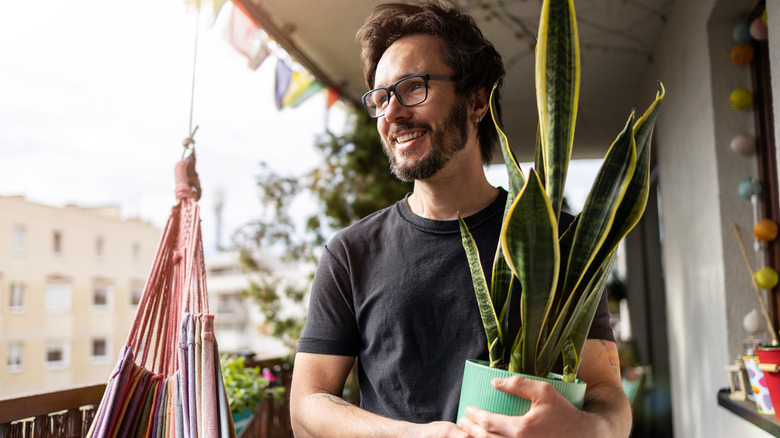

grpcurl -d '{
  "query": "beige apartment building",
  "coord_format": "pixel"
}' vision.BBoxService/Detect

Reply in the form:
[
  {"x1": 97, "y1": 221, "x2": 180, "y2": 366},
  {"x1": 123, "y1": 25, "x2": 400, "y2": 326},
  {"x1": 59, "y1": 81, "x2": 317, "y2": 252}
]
[{"x1": 0, "y1": 195, "x2": 161, "y2": 397}]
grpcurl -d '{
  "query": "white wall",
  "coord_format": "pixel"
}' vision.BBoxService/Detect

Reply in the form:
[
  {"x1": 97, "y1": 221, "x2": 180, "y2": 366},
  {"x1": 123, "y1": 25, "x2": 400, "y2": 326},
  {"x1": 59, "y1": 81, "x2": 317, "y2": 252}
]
[{"x1": 643, "y1": 0, "x2": 774, "y2": 436}]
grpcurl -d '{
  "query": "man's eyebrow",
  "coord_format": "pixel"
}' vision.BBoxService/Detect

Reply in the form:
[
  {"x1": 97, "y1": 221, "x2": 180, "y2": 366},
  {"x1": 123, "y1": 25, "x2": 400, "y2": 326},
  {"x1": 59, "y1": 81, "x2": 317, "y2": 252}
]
[{"x1": 374, "y1": 72, "x2": 421, "y2": 88}]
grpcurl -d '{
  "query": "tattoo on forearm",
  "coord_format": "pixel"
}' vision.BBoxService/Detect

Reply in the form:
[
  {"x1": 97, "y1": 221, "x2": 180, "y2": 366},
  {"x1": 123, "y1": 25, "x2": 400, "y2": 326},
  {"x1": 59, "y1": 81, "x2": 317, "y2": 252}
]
[
  {"x1": 604, "y1": 342, "x2": 621, "y2": 376},
  {"x1": 313, "y1": 394, "x2": 354, "y2": 407}
]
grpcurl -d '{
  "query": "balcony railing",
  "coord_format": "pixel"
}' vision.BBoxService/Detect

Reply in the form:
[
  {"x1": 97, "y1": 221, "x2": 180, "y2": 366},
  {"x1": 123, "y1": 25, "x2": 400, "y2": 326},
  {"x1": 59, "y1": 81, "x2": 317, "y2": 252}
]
[
  {"x1": 0, "y1": 383, "x2": 104, "y2": 437},
  {"x1": 0, "y1": 361, "x2": 294, "y2": 438}
]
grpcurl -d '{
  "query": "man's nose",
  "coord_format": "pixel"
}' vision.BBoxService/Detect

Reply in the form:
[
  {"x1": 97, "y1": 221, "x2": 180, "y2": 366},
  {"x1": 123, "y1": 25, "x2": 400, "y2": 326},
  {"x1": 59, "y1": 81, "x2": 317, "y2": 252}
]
[{"x1": 383, "y1": 93, "x2": 411, "y2": 123}]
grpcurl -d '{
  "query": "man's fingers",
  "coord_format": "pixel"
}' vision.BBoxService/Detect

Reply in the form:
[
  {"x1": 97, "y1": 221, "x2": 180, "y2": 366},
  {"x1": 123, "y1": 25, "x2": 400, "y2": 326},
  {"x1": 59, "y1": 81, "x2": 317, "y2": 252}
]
[{"x1": 492, "y1": 375, "x2": 560, "y2": 402}]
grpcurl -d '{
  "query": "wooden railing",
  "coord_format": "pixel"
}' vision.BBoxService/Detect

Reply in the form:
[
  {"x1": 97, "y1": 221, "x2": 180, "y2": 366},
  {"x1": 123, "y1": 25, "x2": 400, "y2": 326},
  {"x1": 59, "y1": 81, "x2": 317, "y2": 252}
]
[
  {"x1": 0, "y1": 362, "x2": 294, "y2": 438},
  {"x1": 0, "y1": 383, "x2": 104, "y2": 437}
]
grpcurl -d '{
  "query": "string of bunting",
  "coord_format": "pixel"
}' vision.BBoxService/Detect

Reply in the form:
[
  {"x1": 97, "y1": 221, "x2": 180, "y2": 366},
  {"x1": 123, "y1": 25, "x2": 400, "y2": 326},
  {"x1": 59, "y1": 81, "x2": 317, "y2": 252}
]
[{"x1": 220, "y1": 0, "x2": 340, "y2": 111}]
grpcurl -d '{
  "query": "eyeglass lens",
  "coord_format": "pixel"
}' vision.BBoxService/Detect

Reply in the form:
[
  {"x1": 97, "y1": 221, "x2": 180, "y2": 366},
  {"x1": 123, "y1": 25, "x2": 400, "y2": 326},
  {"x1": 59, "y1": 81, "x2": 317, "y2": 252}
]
[{"x1": 365, "y1": 76, "x2": 428, "y2": 117}]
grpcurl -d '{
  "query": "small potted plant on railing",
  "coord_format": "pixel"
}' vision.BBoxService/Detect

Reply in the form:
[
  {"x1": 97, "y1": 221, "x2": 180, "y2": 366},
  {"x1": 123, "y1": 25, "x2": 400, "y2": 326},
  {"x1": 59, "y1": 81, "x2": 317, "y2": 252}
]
[
  {"x1": 456, "y1": 0, "x2": 664, "y2": 419},
  {"x1": 220, "y1": 355, "x2": 286, "y2": 436}
]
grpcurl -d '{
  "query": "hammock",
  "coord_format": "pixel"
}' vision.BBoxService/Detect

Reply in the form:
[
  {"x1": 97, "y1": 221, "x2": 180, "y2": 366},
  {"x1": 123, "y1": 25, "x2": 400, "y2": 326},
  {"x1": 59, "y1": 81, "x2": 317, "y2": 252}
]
[{"x1": 87, "y1": 154, "x2": 236, "y2": 438}]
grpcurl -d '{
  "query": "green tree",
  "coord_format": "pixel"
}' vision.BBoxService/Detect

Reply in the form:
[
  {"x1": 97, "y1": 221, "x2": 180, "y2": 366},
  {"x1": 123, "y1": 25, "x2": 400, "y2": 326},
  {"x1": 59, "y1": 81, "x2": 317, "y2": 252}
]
[{"x1": 235, "y1": 110, "x2": 411, "y2": 358}]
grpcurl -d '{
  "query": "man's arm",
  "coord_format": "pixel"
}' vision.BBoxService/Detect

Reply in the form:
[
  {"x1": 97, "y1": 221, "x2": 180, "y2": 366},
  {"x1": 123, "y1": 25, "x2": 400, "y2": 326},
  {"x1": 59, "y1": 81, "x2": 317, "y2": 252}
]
[
  {"x1": 290, "y1": 352, "x2": 468, "y2": 438},
  {"x1": 457, "y1": 339, "x2": 632, "y2": 438}
]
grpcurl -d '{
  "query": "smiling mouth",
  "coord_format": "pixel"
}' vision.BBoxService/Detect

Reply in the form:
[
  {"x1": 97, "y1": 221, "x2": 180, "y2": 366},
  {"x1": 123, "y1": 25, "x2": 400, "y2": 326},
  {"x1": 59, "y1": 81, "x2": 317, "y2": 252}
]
[{"x1": 395, "y1": 131, "x2": 425, "y2": 144}]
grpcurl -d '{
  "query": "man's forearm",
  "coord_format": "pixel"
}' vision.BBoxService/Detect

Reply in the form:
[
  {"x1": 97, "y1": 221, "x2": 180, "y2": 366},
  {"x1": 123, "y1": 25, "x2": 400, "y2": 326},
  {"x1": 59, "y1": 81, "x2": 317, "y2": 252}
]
[
  {"x1": 291, "y1": 392, "x2": 411, "y2": 438},
  {"x1": 582, "y1": 384, "x2": 633, "y2": 438}
]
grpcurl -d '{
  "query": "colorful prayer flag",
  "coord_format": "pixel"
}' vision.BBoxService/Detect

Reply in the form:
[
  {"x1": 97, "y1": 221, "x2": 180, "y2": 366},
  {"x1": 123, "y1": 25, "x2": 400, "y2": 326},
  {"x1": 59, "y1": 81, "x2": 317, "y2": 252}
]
[
  {"x1": 275, "y1": 59, "x2": 293, "y2": 110},
  {"x1": 281, "y1": 71, "x2": 324, "y2": 108}
]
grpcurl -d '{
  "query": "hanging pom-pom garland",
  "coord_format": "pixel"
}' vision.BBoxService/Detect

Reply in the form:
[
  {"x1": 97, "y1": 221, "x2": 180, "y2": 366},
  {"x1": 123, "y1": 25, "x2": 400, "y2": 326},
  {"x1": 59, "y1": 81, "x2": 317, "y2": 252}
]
[
  {"x1": 730, "y1": 87, "x2": 754, "y2": 110},
  {"x1": 739, "y1": 177, "x2": 763, "y2": 199},
  {"x1": 755, "y1": 219, "x2": 779, "y2": 242},
  {"x1": 731, "y1": 133, "x2": 755, "y2": 155},
  {"x1": 750, "y1": 16, "x2": 769, "y2": 41},
  {"x1": 733, "y1": 21, "x2": 753, "y2": 43},
  {"x1": 756, "y1": 266, "x2": 779, "y2": 289},
  {"x1": 731, "y1": 43, "x2": 755, "y2": 65}
]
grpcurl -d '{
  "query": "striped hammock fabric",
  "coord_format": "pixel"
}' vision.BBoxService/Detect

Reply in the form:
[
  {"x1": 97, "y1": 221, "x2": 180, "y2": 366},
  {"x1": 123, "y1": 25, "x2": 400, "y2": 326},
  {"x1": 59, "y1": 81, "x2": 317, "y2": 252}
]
[{"x1": 87, "y1": 155, "x2": 236, "y2": 438}]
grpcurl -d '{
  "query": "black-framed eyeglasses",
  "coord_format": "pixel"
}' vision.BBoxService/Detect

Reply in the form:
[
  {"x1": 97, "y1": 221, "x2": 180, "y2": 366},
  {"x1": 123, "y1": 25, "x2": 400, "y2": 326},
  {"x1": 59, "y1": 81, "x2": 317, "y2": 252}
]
[{"x1": 361, "y1": 74, "x2": 457, "y2": 119}]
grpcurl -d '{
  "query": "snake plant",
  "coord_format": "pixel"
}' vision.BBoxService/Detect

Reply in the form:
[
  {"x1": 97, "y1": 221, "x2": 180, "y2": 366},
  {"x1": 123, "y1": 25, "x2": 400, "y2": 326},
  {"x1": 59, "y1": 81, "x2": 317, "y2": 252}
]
[{"x1": 459, "y1": 0, "x2": 665, "y2": 382}]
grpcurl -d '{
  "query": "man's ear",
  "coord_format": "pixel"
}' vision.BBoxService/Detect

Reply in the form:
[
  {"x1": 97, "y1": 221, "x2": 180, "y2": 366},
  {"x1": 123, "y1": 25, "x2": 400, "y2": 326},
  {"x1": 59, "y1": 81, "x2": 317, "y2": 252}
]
[{"x1": 469, "y1": 88, "x2": 489, "y2": 125}]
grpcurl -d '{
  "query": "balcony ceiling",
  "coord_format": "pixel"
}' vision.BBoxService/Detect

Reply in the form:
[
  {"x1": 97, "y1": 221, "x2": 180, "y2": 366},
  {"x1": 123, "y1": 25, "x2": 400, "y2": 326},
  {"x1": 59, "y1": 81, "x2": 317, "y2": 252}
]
[{"x1": 240, "y1": 0, "x2": 673, "y2": 162}]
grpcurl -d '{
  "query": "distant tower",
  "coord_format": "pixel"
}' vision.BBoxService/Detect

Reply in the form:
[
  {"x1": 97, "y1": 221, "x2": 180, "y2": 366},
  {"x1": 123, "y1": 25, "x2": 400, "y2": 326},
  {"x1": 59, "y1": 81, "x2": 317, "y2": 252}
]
[{"x1": 213, "y1": 187, "x2": 225, "y2": 252}]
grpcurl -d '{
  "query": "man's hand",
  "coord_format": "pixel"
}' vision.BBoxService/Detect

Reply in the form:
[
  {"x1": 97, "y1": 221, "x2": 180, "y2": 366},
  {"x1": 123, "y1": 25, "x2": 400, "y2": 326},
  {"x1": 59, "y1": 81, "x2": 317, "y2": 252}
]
[
  {"x1": 457, "y1": 340, "x2": 631, "y2": 438},
  {"x1": 457, "y1": 376, "x2": 602, "y2": 438},
  {"x1": 402, "y1": 421, "x2": 470, "y2": 438}
]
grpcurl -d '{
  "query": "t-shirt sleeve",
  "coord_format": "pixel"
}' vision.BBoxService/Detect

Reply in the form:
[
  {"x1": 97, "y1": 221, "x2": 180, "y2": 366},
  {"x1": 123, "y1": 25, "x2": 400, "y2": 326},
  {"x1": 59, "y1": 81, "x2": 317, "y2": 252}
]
[
  {"x1": 587, "y1": 286, "x2": 615, "y2": 342},
  {"x1": 297, "y1": 243, "x2": 362, "y2": 356}
]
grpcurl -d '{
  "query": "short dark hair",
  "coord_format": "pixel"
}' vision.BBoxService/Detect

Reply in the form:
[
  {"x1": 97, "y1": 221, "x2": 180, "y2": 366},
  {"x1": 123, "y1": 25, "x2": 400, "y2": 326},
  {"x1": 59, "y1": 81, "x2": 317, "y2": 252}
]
[{"x1": 357, "y1": 1, "x2": 505, "y2": 164}]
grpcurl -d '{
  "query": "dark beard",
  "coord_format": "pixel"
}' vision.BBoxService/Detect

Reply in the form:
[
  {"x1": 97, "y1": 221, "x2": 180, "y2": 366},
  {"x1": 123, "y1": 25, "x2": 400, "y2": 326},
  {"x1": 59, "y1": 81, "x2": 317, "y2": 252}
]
[{"x1": 382, "y1": 100, "x2": 470, "y2": 182}]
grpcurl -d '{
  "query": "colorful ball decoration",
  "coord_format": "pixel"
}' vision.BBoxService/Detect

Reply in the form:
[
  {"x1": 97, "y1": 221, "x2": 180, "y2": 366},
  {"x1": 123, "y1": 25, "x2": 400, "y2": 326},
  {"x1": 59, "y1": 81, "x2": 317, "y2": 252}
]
[
  {"x1": 762, "y1": 10, "x2": 768, "y2": 26},
  {"x1": 750, "y1": 16, "x2": 769, "y2": 41},
  {"x1": 739, "y1": 177, "x2": 763, "y2": 199},
  {"x1": 755, "y1": 219, "x2": 779, "y2": 241},
  {"x1": 731, "y1": 43, "x2": 755, "y2": 65},
  {"x1": 733, "y1": 21, "x2": 753, "y2": 43},
  {"x1": 755, "y1": 266, "x2": 779, "y2": 289},
  {"x1": 730, "y1": 88, "x2": 753, "y2": 110},
  {"x1": 730, "y1": 133, "x2": 755, "y2": 155}
]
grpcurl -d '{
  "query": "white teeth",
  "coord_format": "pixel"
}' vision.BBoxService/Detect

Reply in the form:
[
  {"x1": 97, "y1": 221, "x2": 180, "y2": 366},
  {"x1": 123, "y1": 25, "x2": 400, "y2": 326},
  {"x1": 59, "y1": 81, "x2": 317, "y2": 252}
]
[{"x1": 397, "y1": 131, "x2": 422, "y2": 143}]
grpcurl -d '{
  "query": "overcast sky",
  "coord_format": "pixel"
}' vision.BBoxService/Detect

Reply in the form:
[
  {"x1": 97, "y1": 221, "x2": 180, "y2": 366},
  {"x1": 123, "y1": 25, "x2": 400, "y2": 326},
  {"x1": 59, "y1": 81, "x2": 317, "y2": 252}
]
[{"x1": 0, "y1": 0, "x2": 345, "y2": 254}]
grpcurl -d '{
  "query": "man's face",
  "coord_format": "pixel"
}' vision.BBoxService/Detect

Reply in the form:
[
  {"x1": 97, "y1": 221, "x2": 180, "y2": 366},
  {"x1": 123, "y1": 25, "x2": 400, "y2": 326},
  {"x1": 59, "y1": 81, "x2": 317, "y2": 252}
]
[{"x1": 373, "y1": 34, "x2": 470, "y2": 182}]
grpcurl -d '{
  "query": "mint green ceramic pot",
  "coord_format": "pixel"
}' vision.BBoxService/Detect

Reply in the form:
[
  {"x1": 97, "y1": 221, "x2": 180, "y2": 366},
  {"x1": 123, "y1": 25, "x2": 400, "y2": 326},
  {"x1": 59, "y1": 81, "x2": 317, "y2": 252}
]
[{"x1": 456, "y1": 359, "x2": 587, "y2": 423}]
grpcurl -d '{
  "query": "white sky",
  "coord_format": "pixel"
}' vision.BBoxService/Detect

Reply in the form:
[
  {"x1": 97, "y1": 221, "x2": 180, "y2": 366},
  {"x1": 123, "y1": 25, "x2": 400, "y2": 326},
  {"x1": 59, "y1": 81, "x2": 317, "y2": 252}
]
[
  {"x1": 0, "y1": 0, "x2": 343, "y2": 253},
  {"x1": 0, "y1": 0, "x2": 600, "y2": 254}
]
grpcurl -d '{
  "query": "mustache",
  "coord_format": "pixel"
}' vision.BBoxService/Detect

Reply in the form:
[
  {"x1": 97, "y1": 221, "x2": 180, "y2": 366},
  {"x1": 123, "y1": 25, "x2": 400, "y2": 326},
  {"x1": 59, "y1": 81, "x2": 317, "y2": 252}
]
[{"x1": 388, "y1": 122, "x2": 431, "y2": 139}]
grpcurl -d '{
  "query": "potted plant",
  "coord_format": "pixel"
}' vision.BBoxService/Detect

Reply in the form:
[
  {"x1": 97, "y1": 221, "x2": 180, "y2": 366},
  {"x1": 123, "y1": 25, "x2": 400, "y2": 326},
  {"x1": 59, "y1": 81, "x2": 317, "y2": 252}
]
[
  {"x1": 456, "y1": 0, "x2": 665, "y2": 419},
  {"x1": 220, "y1": 355, "x2": 286, "y2": 436}
]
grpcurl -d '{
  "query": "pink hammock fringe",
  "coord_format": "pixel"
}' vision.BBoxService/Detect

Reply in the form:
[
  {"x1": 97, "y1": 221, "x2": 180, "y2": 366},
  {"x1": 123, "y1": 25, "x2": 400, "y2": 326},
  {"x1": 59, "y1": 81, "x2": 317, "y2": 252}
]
[{"x1": 87, "y1": 157, "x2": 236, "y2": 438}]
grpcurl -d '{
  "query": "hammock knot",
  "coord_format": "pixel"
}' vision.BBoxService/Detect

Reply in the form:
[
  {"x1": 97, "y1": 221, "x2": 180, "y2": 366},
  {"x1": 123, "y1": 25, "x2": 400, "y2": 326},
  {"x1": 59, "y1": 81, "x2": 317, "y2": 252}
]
[
  {"x1": 174, "y1": 158, "x2": 201, "y2": 201},
  {"x1": 173, "y1": 250, "x2": 183, "y2": 265}
]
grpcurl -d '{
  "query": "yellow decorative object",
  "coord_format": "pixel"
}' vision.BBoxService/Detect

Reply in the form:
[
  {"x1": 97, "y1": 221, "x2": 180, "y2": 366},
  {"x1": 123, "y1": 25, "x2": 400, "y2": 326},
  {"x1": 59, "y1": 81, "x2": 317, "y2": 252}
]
[
  {"x1": 755, "y1": 267, "x2": 779, "y2": 289},
  {"x1": 730, "y1": 88, "x2": 753, "y2": 110}
]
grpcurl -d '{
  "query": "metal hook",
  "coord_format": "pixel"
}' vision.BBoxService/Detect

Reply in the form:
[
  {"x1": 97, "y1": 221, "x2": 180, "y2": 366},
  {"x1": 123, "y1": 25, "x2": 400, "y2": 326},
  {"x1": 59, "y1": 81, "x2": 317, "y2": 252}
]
[{"x1": 182, "y1": 125, "x2": 199, "y2": 159}]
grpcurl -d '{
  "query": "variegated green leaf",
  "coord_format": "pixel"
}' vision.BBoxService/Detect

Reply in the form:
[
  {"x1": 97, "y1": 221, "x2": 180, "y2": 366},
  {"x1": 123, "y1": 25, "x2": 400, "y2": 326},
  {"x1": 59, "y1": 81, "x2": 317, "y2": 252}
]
[
  {"x1": 593, "y1": 83, "x2": 665, "y2": 266},
  {"x1": 533, "y1": 114, "x2": 635, "y2": 371},
  {"x1": 536, "y1": 0, "x2": 580, "y2": 220},
  {"x1": 490, "y1": 79, "x2": 525, "y2": 200},
  {"x1": 491, "y1": 246, "x2": 513, "y2": 339},
  {"x1": 502, "y1": 170, "x2": 559, "y2": 374},
  {"x1": 562, "y1": 113, "x2": 636, "y2": 297},
  {"x1": 560, "y1": 252, "x2": 616, "y2": 381},
  {"x1": 534, "y1": 122, "x2": 545, "y2": 186},
  {"x1": 459, "y1": 216, "x2": 503, "y2": 366}
]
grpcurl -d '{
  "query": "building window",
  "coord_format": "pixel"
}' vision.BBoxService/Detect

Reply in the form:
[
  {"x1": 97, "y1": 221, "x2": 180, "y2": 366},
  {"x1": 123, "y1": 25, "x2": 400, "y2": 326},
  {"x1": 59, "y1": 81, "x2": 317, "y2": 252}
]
[
  {"x1": 9, "y1": 283, "x2": 24, "y2": 312},
  {"x1": 7, "y1": 341, "x2": 23, "y2": 372},
  {"x1": 92, "y1": 287, "x2": 112, "y2": 310},
  {"x1": 130, "y1": 287, "x2": 143, "y2": 307},
  {"x1": 44, "y1": 341, "x2": 69, "y2": 369},
  {"x1": 132, "y1": 242, "x2": 140, "y2": 263},
  {"x1": 46, "y1": 283, "x2": 72, "y2": 313},
  {"x1": 96, "y1": 237, "x2": 105, "y2": 259},
  {"x1": 91, "y1": 338, "x2": 111, "y2": 363},
  {"x1": 53, "y1": 231, "x2": 62, "y2": 255},
  {"x1": 12, "y1": 225, "x2": 25, "y2": 253}
]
